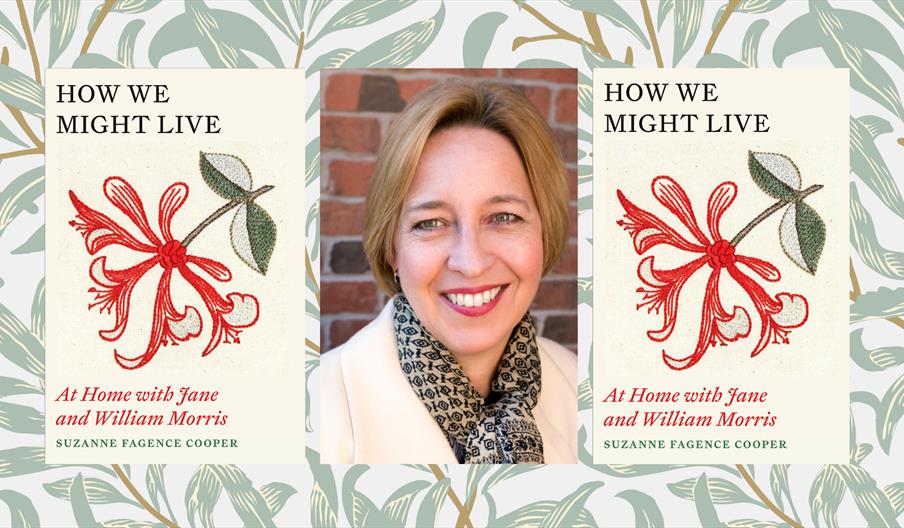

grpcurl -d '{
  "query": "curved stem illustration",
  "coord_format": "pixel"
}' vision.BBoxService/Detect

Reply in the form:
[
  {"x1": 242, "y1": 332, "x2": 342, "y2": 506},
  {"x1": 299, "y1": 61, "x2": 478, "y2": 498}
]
[
  {"x1": 705, "y1": 0, "x2": 740, "y2": 55},
  {"x1": 294, "y1": 31, "x2": 305, "y2": 69},
  {"x1": 736, "y1": 465, "x2": 802, "y2": 528},
  {"x1": 428, "y1": 464, "x2": 474, "y2": 528},
  {"x1": 639, "y1": 0, "x2": 663, "y2": 67},
  {"x1": 512, "y1": 1, "x2": 595, "y2": 51},
  {"x1": 181, "y1": 185, "x2": 274, "y2": 247},
  {"x1": 15, "y1": 0, "x2": 40, "y2": 85},
  {"x1": 731, "y1": 184, "x2": 823, "y2": 247},
  {"x1": 0, "y1": 47, "x2": 43, "y2": 151},
  {"x1": 81, "y1": 0, "x2": 116, "y2": 55},
  {"x1": 112, "y1": 464, "x2": 180, "y2": 528},
  {"x1": 582, "y1": 12, "x2": 610, "y2": 58}
]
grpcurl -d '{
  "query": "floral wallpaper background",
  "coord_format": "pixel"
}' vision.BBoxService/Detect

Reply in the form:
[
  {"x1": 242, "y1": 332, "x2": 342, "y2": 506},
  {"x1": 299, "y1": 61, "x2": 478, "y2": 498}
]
[{"x1": 0, "y1": 0, "x2": 902, "y2": 526}]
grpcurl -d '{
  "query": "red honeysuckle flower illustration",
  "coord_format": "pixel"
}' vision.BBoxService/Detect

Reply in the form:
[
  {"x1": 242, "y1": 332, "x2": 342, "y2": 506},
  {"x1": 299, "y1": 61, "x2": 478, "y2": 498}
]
[
  {"x1": 69, "y1": 176, "x2": 259, "y2": 370},
  {"x1": 616, "y1": 176, "x2": 809, "y2": 370}
]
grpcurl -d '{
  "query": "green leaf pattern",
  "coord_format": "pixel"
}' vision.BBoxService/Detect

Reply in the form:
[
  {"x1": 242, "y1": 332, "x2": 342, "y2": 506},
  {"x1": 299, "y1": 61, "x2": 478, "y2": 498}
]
[{"x1": 0, "y1": 1, "x2": 903, "y2": 526}]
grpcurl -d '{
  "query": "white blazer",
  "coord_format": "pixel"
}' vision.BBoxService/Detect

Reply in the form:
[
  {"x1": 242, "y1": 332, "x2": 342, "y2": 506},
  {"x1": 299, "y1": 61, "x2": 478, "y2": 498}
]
[{"x1": 320, "y1": 299, "x2": 577, "y2": 464}]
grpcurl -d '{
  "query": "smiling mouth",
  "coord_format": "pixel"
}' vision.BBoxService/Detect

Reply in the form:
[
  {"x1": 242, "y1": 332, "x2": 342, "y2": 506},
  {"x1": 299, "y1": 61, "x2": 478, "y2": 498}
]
[{"x1": 441, "y1": 285, "x2": 507, "y2": 317}]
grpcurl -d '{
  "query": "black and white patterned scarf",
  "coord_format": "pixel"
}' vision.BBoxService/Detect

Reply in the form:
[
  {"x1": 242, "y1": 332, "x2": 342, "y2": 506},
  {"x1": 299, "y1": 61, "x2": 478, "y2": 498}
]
[{"x1": 393, "y1": 295, "x2": 544, "y2": 464}]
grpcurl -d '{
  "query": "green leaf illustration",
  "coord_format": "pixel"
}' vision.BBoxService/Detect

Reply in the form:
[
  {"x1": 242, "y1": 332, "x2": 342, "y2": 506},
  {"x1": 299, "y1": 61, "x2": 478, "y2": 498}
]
[
  {"x1": 308, "y1": 0, "x2": 416, "y2": 48},
  {"x1": 259, "y1": 482, "x2": 296, "y2": 517},
  {"x1": 69, "y1": 474, "x2": 100, "y2": 528},
  {"x1": 305, "y1": 137, "x2": 320, "y2": 187},
  {"x1": 0, "y1": 113, "x2": 27, "y2": 147},
  {"x1": 343, "y1": 2, "x2": 444, "y2": 68},
  {"x1": 769, "y1": 464, "x2": 801, "y2": 523},
  {"x1": 381, "y1": 480, "x2": 430, "y2": 527},
  {"x1": 873, "y1": 371, "x2": 904, "y2": 456},
  {"x1": 145, "y1": 465, "x2": 175, "y2": 522},
  {"x1": 31, "y1": 279, "x2": 43, "y2": 344},
  {"x1": 307, "y1": 48, "x2": 356, "y2": 73},
  {"x1": 538, "y1": 482, "x2": 603, "y2": 528},
  {"x1": 0, "y1": 377, "x2": 40, "y2": 398},
  {"x1": 671, "y1": 0, "x2": 704, "y2": 66},
  {"x1": 483, "y1": 464, "x2": 542, "y2": 493},
  {"x1": 289, "y1": 0, "x2": 304, "y2": 30},
  {"x1": 414, "y1": 478, "x2": 450, "y2": 528},
  {"x1": 0, "y1": 166, "x2": 44, "y2": 237},
  {"x1": 199, "y1": 152, "x2": 252, "y2": 200},
  {"x1": 885, "y1": 482, "x2": 904, "y2": 517},
  {"x1": 464, "y1": 465, "x2": 491, "y2": 515},
  {"x1": 306, "y1": 0, "x2": 330, "y2": 35},
  {"x1": 577, "y1": 377, "x2": 592, "y2": 410},
  {"x1": 341, "y1": 466, "x2": 390, "y2": 528},
  {"x1": 560, "y1": 0, "x2": 650, "y2": 48},
  {"x1": 615, "y1": 489, "x2": 664, "y2": 528},
  {"x1": 98, "y1": 520, "x2": 164, "y2": 528},
  {"x1": 723, "y1": 520, "x2": 786, "y2": 528},
  {"x1": 11, "y1": 226, "x2": 43, "y2": 256},
  {"x1": 851, "y1": 287, "x2": 904, "y2": 323},
  {"x1": 44, "y1": 476, "x2": 138, "y2": 506},
  {"x1": 779, "y1": 201, "x2": 826, "y2": 274},
  {"x1": 230, "y1": 202, "x2": 276, "y2": 275},
  {"x1": 0, "y1": 9, "x2": 25, "y2": 49},
  {"x1": 657, "y1": 0, "x2": 673, "y2": 30},
  {"x1": 0, "y1": 402, "x2": 42, "y2": 434},
  {"x1": 73, "y1": 54, "x2": 123, "y2": 69},
  {"x1": 249, "y1": 0, "x2": 298, "y2": 42},
  {"x1": 850, "y1": 115, "x2": 904, "y2": 219},
  {"x1": 0, "y1": 489, "x2": 39, "y2": 528},
  {"x1": 0, "y1": 65, "x2": 44, "y2": 118},
  {"x1": 774, "y1": 3, "x2": 904, "y2": 121},
  {"x1": 710, "y1": 0, "x2": 784, "y2": 31},
  {"x1": 117, "y1": 20, "x2": 145, "y2": 68},
  {"x1": 582, "y1": 43, "x2": 632, "y2": 69},
  {"x1": 49, "y1": 0, "x2": 79, "y2": 66},
  {"x1": 149, "y1": 1, "x2": 284, "y2": 68},
  {"x1": 463, "y1": 12, "x2": 507, "y2": 68},
  {"x1": 0, "y1": 302, "x2": 45, "y2": 379},
  {"x1": 32, "y1": 0, "x2": 48, "y2": 28},
  {"x1": 669, "y1": 475, "x2": 762, "y2": 506},
  {"x1": 808, "y1": 466, "x2": 845, "y2": 528},
  {"x1": 748, "y1": 151, "x2": 800, "y2": 202},
  {"x1": 850, "y1": 183, "x2": 904, "y2": 279},
  {"x1": 184, "y1": 466, "x2": 222, "y2": 528},
  {"x1": 307, "y1": 448, "x2": 338, "y2": 528},
  {"x1": 492, "y1": 501, "x2": 597, "y2": 528},
  {"x1": 693, "y1": 473, "x2": 724, "y2": 528},
  {"x1": 741, "y1": 19, "x2": 768, "y2": 67},
  {"x1": 88, "y1": 0, "x2": 161, "y2": 28},
  {"x1": 850, "y1": 328, "x2": 904, "y2": 371}
]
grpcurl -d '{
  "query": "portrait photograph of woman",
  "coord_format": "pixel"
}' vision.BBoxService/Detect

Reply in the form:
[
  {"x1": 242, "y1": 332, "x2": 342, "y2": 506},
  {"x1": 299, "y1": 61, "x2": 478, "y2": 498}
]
[{"x1": 319, "y1": 69, "x2": 578, "y2": 464}]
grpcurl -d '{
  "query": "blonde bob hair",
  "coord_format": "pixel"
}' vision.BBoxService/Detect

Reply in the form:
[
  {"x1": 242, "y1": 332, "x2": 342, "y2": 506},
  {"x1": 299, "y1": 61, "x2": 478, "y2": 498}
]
[{"x1": 363, "y1": 80, "x2": 569, "y2": 295}]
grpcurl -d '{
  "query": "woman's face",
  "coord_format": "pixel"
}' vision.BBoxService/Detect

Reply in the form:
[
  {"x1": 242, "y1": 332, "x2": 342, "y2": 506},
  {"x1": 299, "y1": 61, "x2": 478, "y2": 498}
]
[{"x1": 394, "y1": 126, "x2": 544, "y2": 359}]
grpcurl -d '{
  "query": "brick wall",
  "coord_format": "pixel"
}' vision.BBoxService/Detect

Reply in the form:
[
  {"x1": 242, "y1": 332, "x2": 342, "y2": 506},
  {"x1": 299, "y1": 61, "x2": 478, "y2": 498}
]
[{"x1": 320, "y1": 69, "x2": 578, "y2": 353}]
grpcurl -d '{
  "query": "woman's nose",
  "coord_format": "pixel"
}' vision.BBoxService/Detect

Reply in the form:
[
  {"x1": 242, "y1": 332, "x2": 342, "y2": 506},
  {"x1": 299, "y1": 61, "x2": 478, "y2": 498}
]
[{"x1": 446, "y1": 225, "x2": 493, "y2": 277}]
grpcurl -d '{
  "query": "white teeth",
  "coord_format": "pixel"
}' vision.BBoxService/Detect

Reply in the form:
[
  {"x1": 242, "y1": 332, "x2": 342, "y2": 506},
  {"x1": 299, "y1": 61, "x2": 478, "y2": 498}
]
[{"x1": 446, "y1": 287, "x2": 502, "y2": 308}]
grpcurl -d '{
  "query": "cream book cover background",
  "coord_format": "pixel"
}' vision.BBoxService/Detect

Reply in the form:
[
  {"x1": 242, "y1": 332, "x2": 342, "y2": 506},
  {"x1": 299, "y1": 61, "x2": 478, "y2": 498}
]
[
  {"x1": 593, "y1": 69, "x2": 849, "y2": 463},
  {"x1": 45, "y1": 69, "x2": 305, "y2": 463}
]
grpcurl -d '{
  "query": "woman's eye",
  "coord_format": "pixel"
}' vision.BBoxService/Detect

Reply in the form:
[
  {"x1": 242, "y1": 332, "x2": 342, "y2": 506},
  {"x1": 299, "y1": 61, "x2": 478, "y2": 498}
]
[
  {"x1": 412, "y1": 218, "x2": 444, "y2": 231},
  {"x1": 491, "y1": 212, "x2": 522, "y2": 224}
]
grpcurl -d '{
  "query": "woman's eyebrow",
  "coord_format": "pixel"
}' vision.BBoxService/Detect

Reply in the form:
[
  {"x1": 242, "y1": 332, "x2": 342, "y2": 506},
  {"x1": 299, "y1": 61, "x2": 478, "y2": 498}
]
[
  {"x1": 404, "y1": 199, "x2": 449, "y2": 213},
  {"x1": 488, "y1": 194, "x2": 529, "y2": 208}
]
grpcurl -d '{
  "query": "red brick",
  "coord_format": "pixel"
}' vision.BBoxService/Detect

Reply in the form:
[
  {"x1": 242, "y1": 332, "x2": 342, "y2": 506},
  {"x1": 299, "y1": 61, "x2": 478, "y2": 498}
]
[
  {"x1": 555, "y1": 88, "x2": 578, "y2": 125},
  {"x1": 518, "y1": 85, "x2": 551, "y2": 120},
  {"x1": 569, "y1": 203, "x2": 577, "y2": 237},
  {"x1": 566, "y1": 166, "x2": 578, "y2": 199},
  {"x1": 324, "y1": 74, "x2": 362, "y2": 111},
  {"x1": 399, "y1": 78, "x2": 438, "y2": 103},
  {"x1": 552, "y1": 241, "x2": 577, "y2": 275},
  {"x1": 359, "y1": 75, "x2": 405, "y2": 112},
  {"x1": 542, "y1": 314, "x2": 577, "y2": 345},
  {"x1": 532, "y1": 279, "x2": 576, "y2": 309},
  {"x1": 321, "y1": 200, "x2": 366, "y2": 235},
  {"x1": 330, "y1": 159, "x2": 374, "y2": 196},
  {"x1": 329, "y1": 319, "x2": 371, "y2": 348},
  {"x1": 555, "y1": 128, "x2": 577, "y2": 164},
  {"x1": 321, "y1": 116, "x2": 380, "y2": 153},
  {"x1": 503, "y1": 69, "x2": 577, "y2": 83},
  {"x1": 406, "y1": 69, "x2": 499, "y2": 77},
  {"x1": 322, "y1": 281, "x2": 377, "y2": 314}
]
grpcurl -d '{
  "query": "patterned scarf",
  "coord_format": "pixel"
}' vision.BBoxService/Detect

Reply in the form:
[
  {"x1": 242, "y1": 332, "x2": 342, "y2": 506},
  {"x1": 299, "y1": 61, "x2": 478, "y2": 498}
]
[{"x1": 393, "y1": 295, "x2": 544, "y2": 464}]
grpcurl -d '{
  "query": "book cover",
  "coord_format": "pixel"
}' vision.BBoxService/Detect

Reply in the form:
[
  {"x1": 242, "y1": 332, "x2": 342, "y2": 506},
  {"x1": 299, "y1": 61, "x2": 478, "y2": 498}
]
[
  {"x1": 44, "y1": 69, "x2": 305, "y2": 463},
  {"x1": 593, "y1": 69, "x2": 849, "y2": 463}
]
